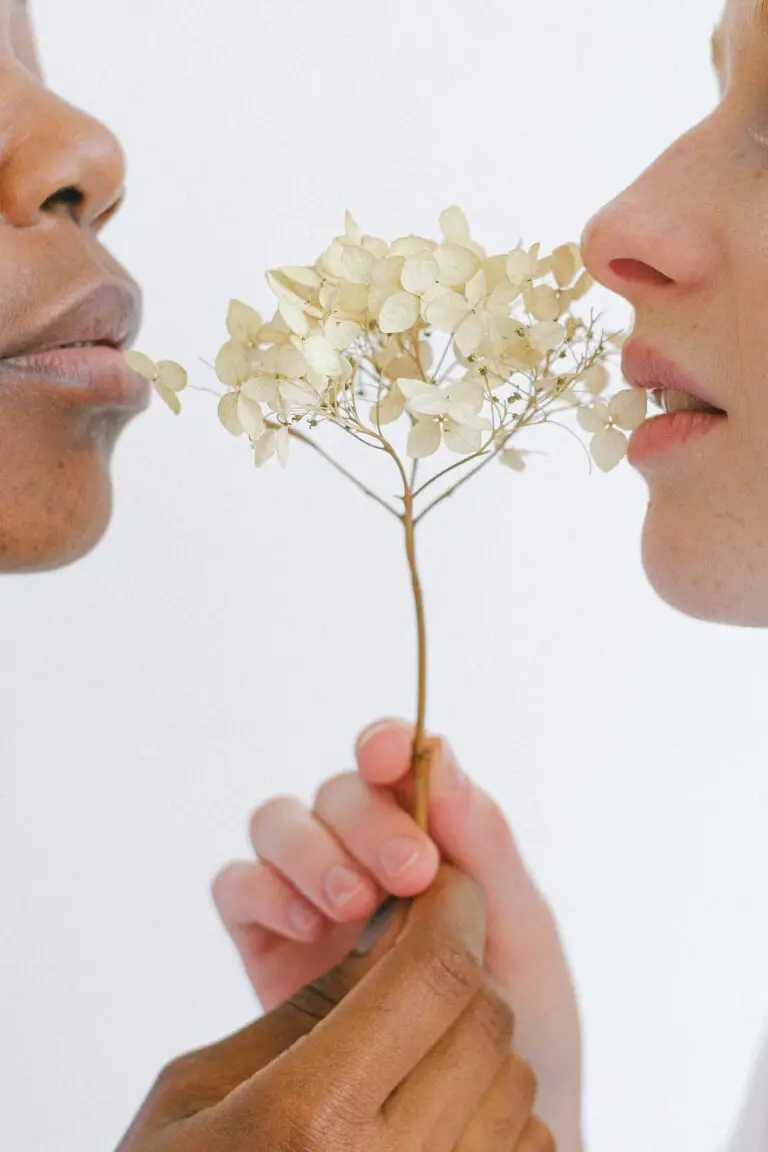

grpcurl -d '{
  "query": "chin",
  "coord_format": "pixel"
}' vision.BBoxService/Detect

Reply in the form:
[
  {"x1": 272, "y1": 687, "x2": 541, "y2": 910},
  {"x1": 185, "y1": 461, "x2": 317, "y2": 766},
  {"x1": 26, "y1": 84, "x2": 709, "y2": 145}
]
[
  {"x1": 0, "y1": 407, "x2": 125, "y2": 573},
  {"x1": 640, "y1": 495, "x2": 768, "y2": 628}
]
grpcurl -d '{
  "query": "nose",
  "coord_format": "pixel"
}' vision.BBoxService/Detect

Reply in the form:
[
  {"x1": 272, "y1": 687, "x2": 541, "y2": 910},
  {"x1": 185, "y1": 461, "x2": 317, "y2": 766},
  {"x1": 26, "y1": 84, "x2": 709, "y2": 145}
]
[
  {"x1": 0, "y1": 66, "x2": 126, "y2": 231},
  {"x1": 580, "y1": 140, "x2": 719, "y2": 306}
]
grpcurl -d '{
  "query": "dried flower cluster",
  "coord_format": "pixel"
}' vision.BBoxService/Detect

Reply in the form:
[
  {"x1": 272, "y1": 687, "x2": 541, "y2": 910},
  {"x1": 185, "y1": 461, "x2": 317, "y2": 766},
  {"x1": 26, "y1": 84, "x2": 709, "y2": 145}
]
[{"x1": 127, "y1": 209, "x2": 635, "y2": 827}]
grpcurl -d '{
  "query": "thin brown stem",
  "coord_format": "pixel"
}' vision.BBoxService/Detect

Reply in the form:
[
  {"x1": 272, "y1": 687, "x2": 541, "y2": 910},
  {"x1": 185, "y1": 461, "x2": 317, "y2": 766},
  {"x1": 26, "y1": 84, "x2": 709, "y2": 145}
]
[
  {"x1": 278, "y1": 424, "x2": 401, "y2": 520},
  {"x1": 402, "y1": 485, "x2": 430, "y2": 831}
]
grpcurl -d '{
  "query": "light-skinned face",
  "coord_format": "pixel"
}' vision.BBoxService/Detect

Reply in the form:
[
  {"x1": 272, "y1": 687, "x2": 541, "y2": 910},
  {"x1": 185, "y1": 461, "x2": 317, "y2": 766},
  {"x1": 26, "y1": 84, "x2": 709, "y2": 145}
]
[
  {"x1": 583, "y1": 0, "x2": 768, "y2": 626},
  {"x1": 0, "y1": 0, "x2": 144, "y2": 574}
]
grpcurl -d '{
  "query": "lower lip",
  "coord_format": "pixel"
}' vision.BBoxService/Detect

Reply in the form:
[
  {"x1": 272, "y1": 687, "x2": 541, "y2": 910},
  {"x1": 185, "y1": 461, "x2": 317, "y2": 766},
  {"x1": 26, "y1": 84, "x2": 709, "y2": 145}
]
[
  {"x1": 0, "y1": 345, "x2": 150, "y2": 410},
  {"x1": 628, "y1": 408, "x2": 727, "y2": 465}
]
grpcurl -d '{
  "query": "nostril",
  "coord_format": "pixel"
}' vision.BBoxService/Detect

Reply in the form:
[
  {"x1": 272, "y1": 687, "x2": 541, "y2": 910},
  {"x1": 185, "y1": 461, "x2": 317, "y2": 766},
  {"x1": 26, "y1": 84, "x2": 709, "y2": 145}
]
[
  {"x1": 609, "y1": 258, "x2": 673, "y2": 286},
  {"x1": 40, "y1": 185, "x2": 84, "y2": 218}
]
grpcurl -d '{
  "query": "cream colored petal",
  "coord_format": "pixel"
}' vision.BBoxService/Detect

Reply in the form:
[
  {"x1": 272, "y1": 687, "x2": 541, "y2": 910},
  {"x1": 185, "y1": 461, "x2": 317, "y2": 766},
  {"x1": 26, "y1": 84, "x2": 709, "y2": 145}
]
[
  {"x1": 226, "y1": 299, "x2": 263, "y2": 344},
  {"x1": 401, "y1": 252, "x2": 439, "y2": 294},
  {"x1": 379, "y1": 291, "x2": 420, "y2": 334},
  {"x1": 276, "y1": 426, "x2": 290, "y2": 468},
  {"x1": 217, "y1": 391, "x2": 243, "y2": 436},
  {"x1": 324, "y1": 317, "x2": 361, "y2": 351},
  {"x1": 443, "y1": 420, "x2": 481, "y2": 454},
  {"x1": 253, "y1": 429, "x2": 277, "y2": 467},
  {"x1": 609, "y1": 388, "x2": 648, "y2": 431},
  {"x1": 279, "y1": 265, "x2": 322, "y2": 290},
  {"x1": 408, "y1": 391, "x2": 449, "y2": 417},
  {"x1": 529, "y1": 320, "x2": 566, "y2": 354},
  {"x1": 446, "y1": 378, "x2": 485, "y2": 412},
  {"x1": 215, "y1": 340, "x2": 254, "y2": 387},
  {"x1": 590, "y1": 427, "x2": 628, "y2": 472},
  {"x1": 524, "y1": 284, "x2": 561, "y2": 322},
  {"x1": 454, "y1": 312, "x2": 485, "y2": 357},
  {"x1": 278, "y1": 297, "x2": 309, "y2": 338},
  {"x1": 464, "y1": 269, "x2": 487, "y2": 308},
  {"x1": 303, "y1": 334, "x2": 344, "y2": 376},
  {"x1": 341, "y1": 245, "x2": 375, "y2": 285},
  {"x1": 390, "y1": 235, "x2": 436, "y2": 258},
  {"x1": 423, "y1": 289, "x2": 471, "y2": 333},
  {"x1": 335, "y1": 281, "x2": 369, "y2": 318},
  {"x1": 580, "y1": 364, "x2": 609, "y2": 395},
  {"x1": 345, "y1": 210, "x2": 362, "y2": 246},
  {"x1": 371, "y1": 384, "x2": 406, "y2": 426},
  {"x1": 124, "y1": 350, "x2": 157, "y2": 381},
  {"x1": 406, "y1": 419, "x2": 442, "y2": 458},
  {"x1": 577, "y1": 401, "x2": 611, "y2": 433},
  {"x1": 436, "y1": 244, "x2": 480, "y2": 288},
  {"x1": 439, "y1": 205, "x2": 471, "y2": 244},
  {"x1": 372, "y1": 255, "x2": 406, "y2": 289},
  {"x1": 237, "y1": 393, "x2": 266, "y2": 438},
  {"x1": 506, "y1": 248, "x2": 533, "y2": 287},
  {"x1": 550, "y1": 243, "x2": 580, "y2": 288},
  {"x1": 362, "y1": 235, "x2": 388, "y2": 259},
  {"x1": 241, "y1": 376, "x2": 278, "y2": 407},
  {"x1": 569, "y1": 270, "x2": 594, "y2": 301},
  {"x1": 276, "y1": 344, "x2": 308, "y2": 378},
  {"x1": 156, "y1": 360, "x2": 188, "y2": 394},
  {"x1": 154, "y1": 380, "x2": 181, "y2": 414}
]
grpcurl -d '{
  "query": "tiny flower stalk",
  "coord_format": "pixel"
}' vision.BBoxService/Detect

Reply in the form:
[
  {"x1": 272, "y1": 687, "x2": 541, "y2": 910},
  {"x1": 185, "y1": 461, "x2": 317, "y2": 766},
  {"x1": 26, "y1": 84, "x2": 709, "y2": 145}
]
[{"x1": 126, "y1": 208, "x2": 637, "y2": 832}]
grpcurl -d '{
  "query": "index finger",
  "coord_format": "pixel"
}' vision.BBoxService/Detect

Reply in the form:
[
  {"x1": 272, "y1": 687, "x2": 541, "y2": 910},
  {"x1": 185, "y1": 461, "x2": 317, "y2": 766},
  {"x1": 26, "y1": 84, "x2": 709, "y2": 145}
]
[{"x1": 286, "y1": 864, "x2": 487, "y2": 1114}]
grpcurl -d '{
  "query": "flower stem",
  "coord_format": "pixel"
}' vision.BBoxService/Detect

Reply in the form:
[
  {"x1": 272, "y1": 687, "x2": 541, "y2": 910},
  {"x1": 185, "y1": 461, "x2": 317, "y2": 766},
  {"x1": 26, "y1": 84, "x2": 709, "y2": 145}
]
[{"x1": 402, "y1": 487, "x2": 430, "y2": 831}]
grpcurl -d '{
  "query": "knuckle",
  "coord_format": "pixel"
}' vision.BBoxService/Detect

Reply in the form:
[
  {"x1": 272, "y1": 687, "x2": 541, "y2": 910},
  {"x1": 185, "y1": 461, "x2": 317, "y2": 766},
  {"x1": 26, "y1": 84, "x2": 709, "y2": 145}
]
[
  {"x1": 419, "y1": 930, "x2": 482, "y2": 1004},
  {"x1": 518, "y1": 1116, "x2": 556, "y2": 1152},
  {"x1": 506, "y1": 1052, "x2": 538, "y2": 1110},
  {"x1": 263, "y1": 1088, "x2": 359, "y2": 1152},
  {"x1": 472, "y1": 991, "x2": 515, "y2": 1054}
]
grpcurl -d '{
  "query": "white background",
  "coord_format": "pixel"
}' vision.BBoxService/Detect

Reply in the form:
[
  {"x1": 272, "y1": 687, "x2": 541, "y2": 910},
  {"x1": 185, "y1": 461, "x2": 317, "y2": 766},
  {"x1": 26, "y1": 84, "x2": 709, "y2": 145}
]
[{"x1": 2, "y1": 1, "x2": 766, "y2": 1149}]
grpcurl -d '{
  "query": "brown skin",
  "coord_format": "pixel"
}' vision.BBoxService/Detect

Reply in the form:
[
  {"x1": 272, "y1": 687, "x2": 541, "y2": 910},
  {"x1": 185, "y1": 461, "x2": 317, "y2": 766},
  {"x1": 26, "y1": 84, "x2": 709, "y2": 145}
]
[
  {"x1": 0, "y1": 1, "x2": 141, "y2": 572},
  {"x1": 582, "y1": 0, "x2": 768, "y2": 626},
  {"x1": 3, "y1": 4, "x2": 553, "y2": 1148},
  {"x1": 120, "y1": 868, "x2": 552, "y2": 1152}
]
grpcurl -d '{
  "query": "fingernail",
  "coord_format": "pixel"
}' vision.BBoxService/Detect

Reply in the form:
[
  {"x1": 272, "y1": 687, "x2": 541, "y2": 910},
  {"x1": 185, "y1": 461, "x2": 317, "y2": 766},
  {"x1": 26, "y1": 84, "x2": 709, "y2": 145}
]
[
  {"x1": 356, "y1": 718, "x2": 411, "y2": 752},
  {"x1": 352, "y1": 894, "x2": 403, "y2": 955},
  {"x1": 430, "y1": 740, "x2": 465, "y2": 798},
  {"x1": 288, "y1": 900, "x2": 323, "y2": 937},
  {"x1": 378, "y1": 835, "x2": 423, "y2": 877},
  {"x1": 323, "y1": 865, "x2": 367, "y2": 909}
]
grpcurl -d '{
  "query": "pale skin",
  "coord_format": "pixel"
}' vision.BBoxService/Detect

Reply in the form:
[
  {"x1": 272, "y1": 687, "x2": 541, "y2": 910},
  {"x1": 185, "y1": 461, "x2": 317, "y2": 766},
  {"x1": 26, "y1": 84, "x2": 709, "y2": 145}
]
[
  {"x1": 214, "y1": 0, "x2": 768, "y2": 1148},
  {"x1": 0, "y1": 1, "x2": 553, "y2": 1148}
]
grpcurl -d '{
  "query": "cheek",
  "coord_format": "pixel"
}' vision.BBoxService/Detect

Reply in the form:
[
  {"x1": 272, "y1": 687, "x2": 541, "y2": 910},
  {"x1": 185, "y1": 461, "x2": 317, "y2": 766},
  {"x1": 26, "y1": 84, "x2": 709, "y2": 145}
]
[{"x1": 0, "y1": 391, "x2": 124, "y2": 571}]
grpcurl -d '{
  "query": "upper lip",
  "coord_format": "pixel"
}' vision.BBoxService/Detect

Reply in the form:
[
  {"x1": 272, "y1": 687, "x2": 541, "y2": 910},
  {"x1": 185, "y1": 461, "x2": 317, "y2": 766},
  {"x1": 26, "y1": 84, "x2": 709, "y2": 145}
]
[
  {"x1": 621, "y1": 340, "x2": 726, "y2": 413},
  {"x1": 1, "y1": 279, "x2": 142, "y2": 361}
]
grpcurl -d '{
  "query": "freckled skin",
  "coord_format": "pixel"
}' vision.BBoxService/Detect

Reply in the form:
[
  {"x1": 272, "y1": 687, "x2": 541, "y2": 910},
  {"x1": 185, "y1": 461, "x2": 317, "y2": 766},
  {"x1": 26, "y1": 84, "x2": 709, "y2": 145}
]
[
  {"x1": 0, "y1": 0, "x2": 140, "y2": 573},
  {"x1": 583, "y1": 0, "x2": 768, "y2": 626}
]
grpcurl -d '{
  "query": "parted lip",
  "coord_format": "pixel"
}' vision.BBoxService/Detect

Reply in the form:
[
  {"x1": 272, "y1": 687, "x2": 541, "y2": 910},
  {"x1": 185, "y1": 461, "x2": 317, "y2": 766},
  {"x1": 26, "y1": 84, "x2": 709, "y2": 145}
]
[
  {"x1": 0, "y1": 279, "x2": 142, "y2": 362},
  {"x1": 621, "y1": 339, "x2": 726, "y2": 414}
]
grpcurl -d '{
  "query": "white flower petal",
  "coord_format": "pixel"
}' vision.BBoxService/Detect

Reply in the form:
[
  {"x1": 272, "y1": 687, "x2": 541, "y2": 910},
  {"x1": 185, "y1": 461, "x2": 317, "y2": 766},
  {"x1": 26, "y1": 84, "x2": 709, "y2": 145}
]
[
  {"x1": 217, "y1": 391, "x2": 243, "y2": 436},
  {"x1": 237, "y1": 394, "x2": 265, "y2": 438},
  {"x1": 529, "y1": 320, "x2": 566, "y2": 354},
  {"x1": 423, "y1": 289, "x2": 471, "y2": 333},
  {"x1": 524, "y1": 284, "x2": 561, "y2": 322},
  {"x1": 590, "y1": 426, "x2": 628, "y2": 472},
  {"x1": 506, "y1": 248, "x2": 533, "y2": 287},
  {"x1": 226, "y1": 300, "x2": 263, "y2": 344},
  {"x1": 278, "y1": 297, "x2": 309, "y2": 338},
  {"x1": 154, "y1": 380, "x2": 181, "y2": 414},
  {"x1": 324, "y1": 317, "x2": 361, "y2": 351},
  {"x1": 124, "y1": 350, "x2": 157, "y2": 381},
  {"x1": 439, "y1": 206, "x2": 471, "y2": 243},
  {"x1": 499, "y1": 448, "x2": 527, "y2": 472},
  {"x1": 577, "y1": 401, "x2": 611, "y2": 433},
  {"x1": 407, "y1": 419, "x2": 442, "y2": 458},
  {"x1": 156, "y1": 360, "x2": 188, "y2": 394},
  {"x1": 580, "y1": 364, "x2": 609, "y2": 395},
  {"x1": 302, "y1": 335, "x2": 344, "y2": 377},
  {"x1": 276, "y1": 344, "x2": 308, "y2": 378},
  {"x1": 276, "y1": 426, "x2": 290, "y2": 468},
  {"x1": 279, "y1": 265, "x2": 321, "y2": 290},
  {"x1": 454, "y1": 312, "x2": 485, "y2": 357},
  {"x1": 443, "y1": 420, "x2": 482, "y2": 454},
  {"x1": 371, "y1": 384, "x2": 406, "y2": 426},
  {"x1": 609, "y1": 388, "x2": 648, "y2": 431},
  {"x1": 436, "y1": 244, "x2": 480, "y2": 288},
  {"x1": 379, "y1": 291, "x2": 420, "y2": 334},
  {"x1": 446, "y1": 378, "x2": 484, "y2": 412},
  {"x1": 396, "y1": 378, "x2": 435, "y2": 401},
  {"x1": 253, "y1": 430, "x2": 277, "y2": 467},
  {"x1": 215, "y1": 340, "x2": 254, "y2": 387},
  {"x1": 401, "y1": 252, "x2": 439, "y2": 294},
  {"x1": 341, "y1": 245, "x2": 375, "y2": 285}
]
